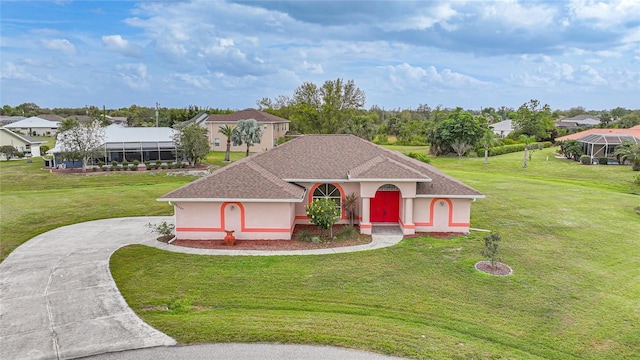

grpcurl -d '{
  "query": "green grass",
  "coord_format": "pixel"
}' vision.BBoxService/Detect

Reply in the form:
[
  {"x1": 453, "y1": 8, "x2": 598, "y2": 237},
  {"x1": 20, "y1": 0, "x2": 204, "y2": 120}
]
[
  {"x1": 383, "y1": 144, "x2": 430, "y2": 153},
  {"x1": 109, "y1": 147, "x2": 640, "y2": 359},
  {"x1": 203, "y1": 150, "x2": 248, "y2": 168},
  {"x1": 3, "y1": 147, "x2": 640, "y2": 359},
  {"x1": 0, "y1": 159, "x2": 198, "y2": 260}
]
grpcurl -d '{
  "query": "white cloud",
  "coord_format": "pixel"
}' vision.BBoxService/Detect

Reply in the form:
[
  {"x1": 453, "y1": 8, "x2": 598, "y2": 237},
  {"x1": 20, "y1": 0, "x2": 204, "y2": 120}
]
[
  {"x1": 115, "y1": 63, "x2": 150, "y2": 90},
  {"x1": 174, "y1": 73, "x2": 211, "y2": 89},
  {"x1": 387, "y1": 63, "x2": 485, "y2": 90},
  {"x1": 102, "y1": 35, "x2": 143, "y2": 58},
  {"x1": 480, "y1": 1, "x2": 557, "y2": 27},
  {"x1": 569, "y1": 0, "x2": 640, "y2": 28},
  {"x1": 41, "y1": 38, "x2": 76, "y2": 55},
  {"x1": 1, "y1": 62, "x2": 46, "y2": 83}
]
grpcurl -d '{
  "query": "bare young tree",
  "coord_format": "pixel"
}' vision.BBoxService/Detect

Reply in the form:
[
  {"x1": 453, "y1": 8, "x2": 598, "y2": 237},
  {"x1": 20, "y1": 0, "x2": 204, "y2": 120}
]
[
  {"x1": 56, "y1": 119, "x2": 105, "y2": 172},
  {"x1": 450, "y1": 138, "x2": 473, "y2": 159}
]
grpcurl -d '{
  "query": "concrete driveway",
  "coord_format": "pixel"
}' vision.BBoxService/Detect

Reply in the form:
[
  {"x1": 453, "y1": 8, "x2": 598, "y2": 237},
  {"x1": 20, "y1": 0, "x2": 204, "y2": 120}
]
[
  {"x1": 0, "y1": 217, "x2": 404, "y2": 360},
  {"x1": 0, "y1": 217, "x2": 176, "y2": 360}
]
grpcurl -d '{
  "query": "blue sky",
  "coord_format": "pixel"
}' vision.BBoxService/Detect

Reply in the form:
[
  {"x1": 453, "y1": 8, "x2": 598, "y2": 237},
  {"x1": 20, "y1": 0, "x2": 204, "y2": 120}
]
[{"x1": 1, "y1": 0, "x2": 639, "y2": 111}]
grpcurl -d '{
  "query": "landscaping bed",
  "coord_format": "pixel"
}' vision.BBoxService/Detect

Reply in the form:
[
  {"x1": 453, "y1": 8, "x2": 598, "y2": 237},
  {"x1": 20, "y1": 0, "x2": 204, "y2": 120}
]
[{"x1": 164, "y1": 225, "x2": 372, "y2": 250}]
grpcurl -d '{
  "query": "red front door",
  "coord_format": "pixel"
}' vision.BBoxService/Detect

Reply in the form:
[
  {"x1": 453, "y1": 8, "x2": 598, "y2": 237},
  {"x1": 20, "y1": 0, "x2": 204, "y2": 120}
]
[{"x1": 370, "y1": 190, "x2": 400, "y2": 222}]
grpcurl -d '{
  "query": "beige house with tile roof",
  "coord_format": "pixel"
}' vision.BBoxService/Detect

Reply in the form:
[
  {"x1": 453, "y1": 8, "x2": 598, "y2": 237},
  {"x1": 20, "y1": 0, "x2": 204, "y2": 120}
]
[
  {"x1": 159, "y1": 134, "x2": 484, "y2": 241},
  {"x1": 206, "y1": 108, "x2": 290, "y2": 152}
]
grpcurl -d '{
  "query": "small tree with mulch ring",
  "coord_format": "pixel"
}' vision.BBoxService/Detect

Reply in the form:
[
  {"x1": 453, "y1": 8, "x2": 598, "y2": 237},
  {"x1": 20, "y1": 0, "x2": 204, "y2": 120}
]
[{"x1": 481, "y1": 231, "x2": 502, "y2": 269}]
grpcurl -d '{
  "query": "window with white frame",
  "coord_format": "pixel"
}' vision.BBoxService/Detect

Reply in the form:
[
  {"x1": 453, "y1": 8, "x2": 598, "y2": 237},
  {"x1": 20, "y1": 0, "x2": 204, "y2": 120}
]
[
  {"x1": 214, "y1": 138, "x2": 220, "y2": 147},
  {"x1": 312, "y1": 183, "x2": 342, "y2": 212}
]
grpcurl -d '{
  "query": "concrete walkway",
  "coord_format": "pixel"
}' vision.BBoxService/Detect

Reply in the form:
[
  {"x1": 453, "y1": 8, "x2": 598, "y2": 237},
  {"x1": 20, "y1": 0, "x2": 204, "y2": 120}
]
[{"x1": 0, "y1": 217, "x2": 404, "y2": 360}]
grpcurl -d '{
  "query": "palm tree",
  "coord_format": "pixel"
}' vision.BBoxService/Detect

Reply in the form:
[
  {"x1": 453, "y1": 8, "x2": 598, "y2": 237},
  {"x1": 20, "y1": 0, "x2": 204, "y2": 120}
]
[
  {"x1": 231, "y1": 119, "x2": 264, "y2": 157},
  {"x1": 481, "y1": 129, "x2": 500, "y2": 165},
  {"x1": 614, "y1": 141, "x2": 640, "y2": 171},
  {"x1": 520, "y1": 134, "x2": 536, "y2": 168},
  {"x1": 343, "y1": 193, "x2": 358, "y2": 227},
  {"x1": 218, "y1": 124, "x2": 235, "y2": 162}
]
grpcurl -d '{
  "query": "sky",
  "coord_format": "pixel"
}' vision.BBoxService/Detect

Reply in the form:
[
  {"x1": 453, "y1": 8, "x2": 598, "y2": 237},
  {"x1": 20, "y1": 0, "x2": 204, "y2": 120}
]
[{"x1": 1, "y1": 0, "x2": 639, "y2": 112}]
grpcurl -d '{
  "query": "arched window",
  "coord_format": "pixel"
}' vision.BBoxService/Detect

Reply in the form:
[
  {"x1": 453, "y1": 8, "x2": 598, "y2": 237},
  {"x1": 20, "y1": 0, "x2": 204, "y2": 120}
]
[{"x1": 312, "y1": 183, "x2": 342, "y2": 212}]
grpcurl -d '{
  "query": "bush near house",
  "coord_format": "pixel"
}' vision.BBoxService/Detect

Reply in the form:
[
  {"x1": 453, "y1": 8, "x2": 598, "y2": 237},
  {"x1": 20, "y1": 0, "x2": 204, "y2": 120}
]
[{"x1": 580, "y1": 155, "x2": 592, "y2": 165}]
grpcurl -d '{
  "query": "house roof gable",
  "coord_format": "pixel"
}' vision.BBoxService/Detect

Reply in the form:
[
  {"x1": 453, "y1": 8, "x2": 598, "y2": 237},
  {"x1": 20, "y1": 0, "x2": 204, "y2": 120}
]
[
  {"x1": 160, "y1": 134, "x2": 483, "y2": 201},
  {"x1": 0, "y1": 128, "x2": 45, "y2": 144},
  {"x1": 3, "y1": 117, "x2": 60, "y2": 128},
  {"x1": 206, "y1": 108, "x2": 290, "y2": 123}
]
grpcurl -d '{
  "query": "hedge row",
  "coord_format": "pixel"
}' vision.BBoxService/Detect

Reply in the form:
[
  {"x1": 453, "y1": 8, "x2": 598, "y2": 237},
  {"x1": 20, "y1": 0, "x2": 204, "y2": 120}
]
[{"x1": 476, "y1": 142, "x2": 552, "y2": 157}]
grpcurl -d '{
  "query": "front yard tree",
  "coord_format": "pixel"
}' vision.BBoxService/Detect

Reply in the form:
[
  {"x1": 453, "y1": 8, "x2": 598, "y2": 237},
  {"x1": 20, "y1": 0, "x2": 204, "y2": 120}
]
[
  {"x1": 218, "y1": 124, "x2": 235, "y2": 162},
  {"x1": 232, "y1": 119, "x2": 263, "y2": 157},
  {"x1": 513, "y1": 99, "x2": 554, "y2": 140},
  {"x1": 57, "y1": 119, "x2": 105, "y2": 172},
  {"x1": 481, "y1": 231, "x2": 502, "y2": 269},
  {"x1": 481, "y1": 129, "x2": 499, "y2": 165},
  {"x1": 175, "y1": 123, "x2": 209, "y2": 166},
  {"x1": 520, "y1": 135, "x2": 536, "y2": 168},
  {"x1": 614, "y1": 142, "x2": 640, "y2": 171},
  {"x1": 0, "y1": 145, "x2": 22, "y2": 161},
  {"x1": 306, "y1": 198, "x2": 341, "y2": 238},
  {"x1": 434, "y1": 108, "x2": 485, "y2": 155}
]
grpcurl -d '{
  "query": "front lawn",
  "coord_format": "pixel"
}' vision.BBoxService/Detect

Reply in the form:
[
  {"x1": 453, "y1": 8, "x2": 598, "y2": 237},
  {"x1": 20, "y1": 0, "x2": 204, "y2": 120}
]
[{"x1": 111, "y1": 147, "x2": 640, "y2": 359}]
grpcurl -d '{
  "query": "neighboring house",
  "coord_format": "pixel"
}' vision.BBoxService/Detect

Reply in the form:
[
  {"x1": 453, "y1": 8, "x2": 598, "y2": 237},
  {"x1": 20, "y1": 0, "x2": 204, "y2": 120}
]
[
  {"x1": 159, "y1": 134, "x2": 484, "y2": 241},
  {"x1": 206, "y1": 108, "x2": 290, "y2": 151},
  {"x1": 490, "y1": 119, "x2": 513, "y2": 138},
  {"x1": 105, "y1": 115, "x2": 128, "y2": 126},
  {"x1": 0, "y1": 116, "x2": 26, "y2": 125},
  {"x1": 0, "y1": 128, "x2": 45, "y2": 159},
  {"x1": 37, "y1": 114, "x2": 65, "y2": 122},
  {"x1": 174, "y1": 112, "x2": 209, "y2": 130},
  {"x1": 556, "y1": 125, "x2": 640, "y2": 161},
  {"x1": 555, "y1": 114, "x2": 600, "y2": 129},
  {"x1": 48, "y1": 124, "x2": 178, "y2": 167},
  {"x1": 3, "y1": 116, "x2": 60, "y2": 136}
]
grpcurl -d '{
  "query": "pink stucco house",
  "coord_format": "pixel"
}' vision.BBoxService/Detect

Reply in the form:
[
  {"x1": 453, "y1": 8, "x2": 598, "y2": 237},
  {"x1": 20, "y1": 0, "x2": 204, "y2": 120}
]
[{"x1": 159, "y1": 135, "x2": 484, "y2": 240}]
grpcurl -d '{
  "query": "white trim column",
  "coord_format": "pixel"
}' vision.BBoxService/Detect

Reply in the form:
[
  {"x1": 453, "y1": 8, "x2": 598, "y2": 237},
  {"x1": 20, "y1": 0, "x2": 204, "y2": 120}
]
[
  {"x1": 402, "y1": 198, "x2": 415, "y2": 235},
  {"x1": 360, "y1": 197, "x2": 372, "y2": 235}
]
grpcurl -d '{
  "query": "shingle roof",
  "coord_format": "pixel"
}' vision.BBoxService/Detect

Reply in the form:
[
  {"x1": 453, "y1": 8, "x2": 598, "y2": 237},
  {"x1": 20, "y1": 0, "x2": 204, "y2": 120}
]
[
  {"x1": 161, "y1": 134, "x2": 483, "y2": 201},
  {"x1": 206, "y1": 108, "x2": 290, "y2": 123},
  {"x1": 556, "y1": 127, "x2": 640, "y2": 142},
  {"x1": 3, "y1": 117, "x2": 60, "y2": 128}
]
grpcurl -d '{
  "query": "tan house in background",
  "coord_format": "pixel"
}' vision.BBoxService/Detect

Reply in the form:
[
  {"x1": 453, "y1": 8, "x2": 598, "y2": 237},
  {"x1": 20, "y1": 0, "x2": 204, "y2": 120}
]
[
  {"x1": 206, "y1": 109, "x2": 290, "y2": 152},
  {"x1": 0, "y1": 127, "x2": 45, "y2": 158}
]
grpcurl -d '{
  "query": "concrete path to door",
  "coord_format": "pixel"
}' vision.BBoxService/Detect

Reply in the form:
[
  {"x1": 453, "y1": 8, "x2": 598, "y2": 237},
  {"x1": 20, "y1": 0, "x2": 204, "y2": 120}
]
[{"x1": 0, "y1": 217, "x2": 404, "y2": 360}]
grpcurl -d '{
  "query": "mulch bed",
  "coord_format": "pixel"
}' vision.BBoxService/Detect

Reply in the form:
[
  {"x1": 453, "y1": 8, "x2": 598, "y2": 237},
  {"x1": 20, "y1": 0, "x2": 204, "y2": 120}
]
[
  {"x1": 474, "y1": 261, "x2": 513, "y2": 276},
  {"x1": 161, "y1": 225, "x2": 372, "y2": 250}
]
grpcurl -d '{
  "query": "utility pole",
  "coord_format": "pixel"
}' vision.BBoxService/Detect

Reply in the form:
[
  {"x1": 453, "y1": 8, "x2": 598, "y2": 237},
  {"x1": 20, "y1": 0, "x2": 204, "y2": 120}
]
[{"x1": 155, "y1": 102, "x2": 159, "y2": 127}]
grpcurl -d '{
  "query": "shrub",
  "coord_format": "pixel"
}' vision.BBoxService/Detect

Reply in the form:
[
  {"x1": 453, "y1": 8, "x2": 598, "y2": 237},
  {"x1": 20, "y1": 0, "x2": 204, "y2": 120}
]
[
  {"x1": 580, "y1": 155, "x2": 591, "y2": 165},
  {"x1": 111, "y1": 160, "x2": 117, "y2": 167},
  {"x1": 98, "y1": 161, "x2": 105, "y2": 167},
  {"x1": 144, "y1": 161, "x2": 151, "y2": 168},
  {"x1": 133, "y1": 160, "x2": 139, "y2": 166},
  {"x1": 598, "y1": 157, "x2": 608, "y2": 165},
  {"x1": 161, "y1": 164, "x2": 167, "y2": 169},
  {"x1": 375, "y1": 134, "x2": 389, "y2": 145},
  {"x1": 336, "y1": 226, "x2": 356, "y2": 241},
  {"x1": 122, "y1": 161, "x2": 129, "y2": 167},
  {"x1": 296, "y1": 230, "x2": 313, "y2": 242},
  {"x1": 405, "y1": 152, "x2": 431, "y2": 164},
  {"x1": 306, "y1": 198, "x2": 341, "y2": 238},
  {"x1": 101, "y1": 165, "x2": 108, "y2": 171},
  {"x1": 156, "y1": 160, "x2": 162, "y2": 166},
  {"x1": 476, "y1": 142, "x2": 552, "y2": 158},
  {"x1": 92, "y1": 167, "x2": 98, "y2": 172},
  {"x1": 146, "y1": 221, "x2": 175, "y2": 237},
  {"x1": 129, "y1": 165, "x2": 137, "y2": 171},
  {"x1": 40, "y1": 145, "x2": 50, "y2": 154}
]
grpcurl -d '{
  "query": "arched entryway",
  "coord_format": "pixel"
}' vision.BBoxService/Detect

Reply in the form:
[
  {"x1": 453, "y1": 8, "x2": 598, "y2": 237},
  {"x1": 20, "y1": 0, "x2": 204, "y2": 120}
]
[{"x1": 370, "y1": 184, "x2": 400, "y2": 223}]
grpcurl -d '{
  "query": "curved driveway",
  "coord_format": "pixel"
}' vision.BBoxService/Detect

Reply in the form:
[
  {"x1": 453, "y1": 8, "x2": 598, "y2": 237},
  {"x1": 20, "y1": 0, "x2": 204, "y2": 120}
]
[{"x1": 0, "y1": 217, "x2": 404, "y2": 360}]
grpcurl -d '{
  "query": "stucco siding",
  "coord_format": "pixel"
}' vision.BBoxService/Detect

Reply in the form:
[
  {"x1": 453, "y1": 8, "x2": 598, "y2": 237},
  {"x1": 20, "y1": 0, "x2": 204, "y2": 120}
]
[
  {"x1": 174, "y1": 201, "x2": 294, "y2": 240},
  {"x1": 413, "y1": 197, "x2": 471, "y2": 233}
]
